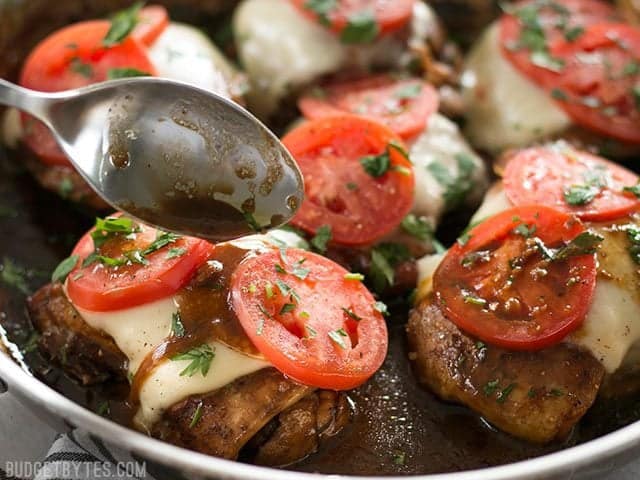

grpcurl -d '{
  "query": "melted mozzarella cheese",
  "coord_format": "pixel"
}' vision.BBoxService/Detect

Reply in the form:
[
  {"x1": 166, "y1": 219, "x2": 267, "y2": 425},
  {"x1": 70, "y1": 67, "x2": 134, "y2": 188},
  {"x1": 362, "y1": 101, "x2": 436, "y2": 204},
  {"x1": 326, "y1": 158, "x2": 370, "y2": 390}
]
[
  {"x1": 424, "y1": 181, "x2": 640, "y2": 375},
  {"x1": 461, "y1": 23, "x2": 571, "y2": 153},
  {"x1": 409, "y1": 113, "x2": 488, "y2": 224},
  {"x1": 148, "y1": 23, "x2": 240, "y2": 99},
  {"x1": 76, "y1": 296, "x2": 270, "y2": 431},
  {"x1": 233, "y1": 0, "x2": 345, "y2": 118}
]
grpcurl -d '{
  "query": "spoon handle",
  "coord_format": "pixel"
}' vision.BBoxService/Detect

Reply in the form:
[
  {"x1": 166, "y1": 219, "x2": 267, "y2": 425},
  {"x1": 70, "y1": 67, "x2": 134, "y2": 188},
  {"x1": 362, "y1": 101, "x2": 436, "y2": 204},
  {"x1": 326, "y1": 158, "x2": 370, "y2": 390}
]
[{"x1": 0, "y1": 78, "x2": 52, "y2": 124}]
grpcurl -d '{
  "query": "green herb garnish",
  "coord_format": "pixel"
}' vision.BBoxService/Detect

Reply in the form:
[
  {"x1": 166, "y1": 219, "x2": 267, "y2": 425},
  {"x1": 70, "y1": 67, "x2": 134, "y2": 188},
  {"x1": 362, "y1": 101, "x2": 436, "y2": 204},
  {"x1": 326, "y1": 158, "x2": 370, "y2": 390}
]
[
  {"x1": 311, "y1": 225, "x2": 332, "y2": 253},
  {"x1": 171, "y1": 344, "x2": 215, "y2": 377},
  {"x1": 51, "y1": 255, "x2": 79, "y2": 283},
  {"x1": 103, "y1": 2, "x2": 143, "y2": 47},
  {"x1": 340, "y1": 11, "x2": 378, "y2": 44},
  {"x1": 171, "y1": 312, "x2": 185, "y2": 338},
  {"x1": 328, "y1": 328, "x2": 349, "y2": 349}
]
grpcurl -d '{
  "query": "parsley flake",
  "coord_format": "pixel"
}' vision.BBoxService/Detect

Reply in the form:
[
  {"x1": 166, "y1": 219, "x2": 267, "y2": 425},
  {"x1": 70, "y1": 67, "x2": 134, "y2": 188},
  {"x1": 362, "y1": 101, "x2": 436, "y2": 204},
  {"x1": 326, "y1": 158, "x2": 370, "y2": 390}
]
[
  {"x1": 171, "y1": 344, "x2": 215, "y2": 377},
  {"x1": 51, "y1": 255, "x2": 79, "y2": 283},
  {"x1": 103, "y1": 2, "x2": 143, "y2": 47},
  {"x1": 311, "y1": 225, "x2": 332, "y2": 253},
  {"x1": 340, "y1": 11, "x2": 379, "y2": 44},
  {"x1": 171, "y1": 312, "x2": 186, "y2": 338},
  {"x1": 328, "y1": 328, "x2": 349, "y2": 349}
]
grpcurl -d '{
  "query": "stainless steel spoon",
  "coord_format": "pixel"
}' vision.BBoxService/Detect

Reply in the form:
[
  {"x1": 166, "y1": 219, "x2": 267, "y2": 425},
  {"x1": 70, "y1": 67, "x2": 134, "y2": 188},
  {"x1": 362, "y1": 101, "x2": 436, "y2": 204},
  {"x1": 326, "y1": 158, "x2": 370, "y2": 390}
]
[{"x1": 0, "y1": 77, "x2": 304, "y2": 242}]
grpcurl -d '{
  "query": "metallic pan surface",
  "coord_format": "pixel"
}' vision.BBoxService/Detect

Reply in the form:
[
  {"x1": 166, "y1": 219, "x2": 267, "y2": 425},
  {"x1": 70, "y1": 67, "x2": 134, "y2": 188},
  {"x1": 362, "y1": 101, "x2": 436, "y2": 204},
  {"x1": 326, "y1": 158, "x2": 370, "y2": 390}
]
[{"x1": 2, "y1": 0, "x2": 640, "y2": 479}]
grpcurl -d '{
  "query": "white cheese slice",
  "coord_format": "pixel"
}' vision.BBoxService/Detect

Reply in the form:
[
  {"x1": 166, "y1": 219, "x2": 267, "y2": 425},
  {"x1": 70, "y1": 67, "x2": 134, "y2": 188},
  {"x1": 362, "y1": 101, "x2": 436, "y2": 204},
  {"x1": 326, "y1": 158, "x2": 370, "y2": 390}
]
[
  {"x1": 75, "y1": 296, "x2": 270, "y2": 431},
  {"x1": 409, "y1": 113, "x2": 488, "y2": 225},
  {"x1": 148, "y1": 22, "x2": 237, "y2": 98},
  {"x1": 461, "y1": 23, "x2": 571, "y2": 153},
  {"x1": 233, "y1": 0, "x2": 345, "y2": 118}
]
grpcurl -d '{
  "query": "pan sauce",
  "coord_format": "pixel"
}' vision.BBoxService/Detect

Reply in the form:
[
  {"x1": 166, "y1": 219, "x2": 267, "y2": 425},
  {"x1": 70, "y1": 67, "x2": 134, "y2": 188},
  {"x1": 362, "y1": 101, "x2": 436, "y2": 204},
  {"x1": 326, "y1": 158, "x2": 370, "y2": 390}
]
[{"x1": 2, "y1": 151, "x2": 640, "y2": 475}]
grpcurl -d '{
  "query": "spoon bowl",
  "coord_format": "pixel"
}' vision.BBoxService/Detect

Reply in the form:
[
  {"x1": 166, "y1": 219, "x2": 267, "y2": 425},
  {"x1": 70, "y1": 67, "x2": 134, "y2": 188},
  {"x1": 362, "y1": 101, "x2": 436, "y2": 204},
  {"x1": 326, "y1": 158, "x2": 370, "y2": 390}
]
[{"x1": 0, "y1": 77, "x2": 304, "y2": 241}]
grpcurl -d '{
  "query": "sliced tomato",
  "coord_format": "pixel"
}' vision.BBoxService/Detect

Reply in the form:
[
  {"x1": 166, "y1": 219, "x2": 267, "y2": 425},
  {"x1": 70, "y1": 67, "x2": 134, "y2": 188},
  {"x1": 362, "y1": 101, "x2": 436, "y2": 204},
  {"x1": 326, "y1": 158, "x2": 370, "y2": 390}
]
[
  {"x1": 433, "y1": 206, "x2": 597, "y2": 351},
  {"x1": 132, "y1": 5, "x2": 170, "y2": 46},
  {"x1": 503, "y1": 145, "x2": 640, "y2": 221},
  {"x1": 66, "y1": 218, "x2": 212, "y2": 312},
  {"x1": 19, "y1": 21, "x2": 157, "y2": 166},
  {"x1": 231, "y1": 247, "x2": 388, "y2": 390},
  {"x1": 298, "y1": 76, "x2": 439, "y2": 139},
  {"x1": 283, "y1": 115, "x2": 415, "y2": 246},
  {"x1": 500, "y1": 0, "x2": 618, "y2": 87},
  {"x1": 290, "y1": 0, "x2": 414, "y2": 38},
  {"x1": 550, "y1": 24, "x2": 640, "y2": 144}
]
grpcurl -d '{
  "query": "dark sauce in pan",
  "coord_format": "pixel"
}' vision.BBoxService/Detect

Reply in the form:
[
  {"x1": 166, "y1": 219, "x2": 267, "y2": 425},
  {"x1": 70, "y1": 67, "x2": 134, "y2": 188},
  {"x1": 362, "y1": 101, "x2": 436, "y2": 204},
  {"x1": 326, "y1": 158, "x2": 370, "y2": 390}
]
[{"x1": 3, "y1": 151, "x2": 640, "y2": 475}]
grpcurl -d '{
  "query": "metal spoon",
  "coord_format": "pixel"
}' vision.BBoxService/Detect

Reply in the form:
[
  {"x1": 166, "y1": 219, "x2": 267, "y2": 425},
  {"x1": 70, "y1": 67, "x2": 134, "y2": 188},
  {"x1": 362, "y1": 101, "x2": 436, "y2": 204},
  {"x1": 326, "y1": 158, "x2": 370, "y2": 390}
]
[{"x1": 0, "y1": 77, "x2": 304, "y2": 242}]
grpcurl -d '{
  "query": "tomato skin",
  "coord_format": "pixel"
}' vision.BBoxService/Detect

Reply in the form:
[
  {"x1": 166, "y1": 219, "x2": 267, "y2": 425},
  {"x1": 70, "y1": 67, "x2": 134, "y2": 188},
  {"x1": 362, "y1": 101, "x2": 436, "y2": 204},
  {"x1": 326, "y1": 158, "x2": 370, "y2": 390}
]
[
  {"x1": 434, "y1": 206, "x2": 597, "y2": 351},
  {"x1": 499, "y1": 0, "x2": 618, "y2": 89},
  {"x1": 551, "y1": 24, "x2": 640, "y2": 145},
  {"x1": 231, "y1": 247, "x2": 388, "y2": 390},
  {"x1": 283, "y1": 115, "x2": 415, "y2": 246},
  {"x1": 289, "y1": 0, "x2": 415, "y2": 38},
  {"x1": 503, "y1": 146, "x2": 640, "y2": 221},
  {"x1": 19, "y1": 20, "x2": 157, "y2": 166},
  {"x1": 66, "y1": 221, "x2": 212, "y2": 312},
  {"x1": 132, "y1": 5, "x2": 170, "y2": 46},
  {"x1": 298, "y1": 76, "x2": 439, "y2": 139}
]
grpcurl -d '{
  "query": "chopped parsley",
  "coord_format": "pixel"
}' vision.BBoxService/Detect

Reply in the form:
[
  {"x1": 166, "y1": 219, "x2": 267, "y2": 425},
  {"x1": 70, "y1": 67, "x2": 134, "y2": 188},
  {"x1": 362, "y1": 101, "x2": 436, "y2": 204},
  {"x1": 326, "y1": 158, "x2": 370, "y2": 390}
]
[
  {"x1": 564, "y1": 183, "x2": 600, "y2": 206},
  {"x1": 166, "y1": 247, "x2": 187, "y2": 259},
  {"x1": 243, "y1": 211, "x2": 261, "y2": 232},
  {"x1": 394, "y1": 83, "x2": 422, "y2": 99},
  {"x1": 91, "y1": 216, "x2": 138, "y2": 248},
  {"x1": 553, "y1": 231, "x2": 603, "y2": 261},
  {"x1": 140, "y1": 231, "x2": 181, "y2": 256},
  {"x1": 626, "y1": 225, "x2": 640, "y2": 264},
  {"x1": 483, "y1": 379, "x2": 500, "y2": 396},
  {"x1": 496, "y1": 383, "x2": 517, "y2": 404},
  {"x1": 563, "y1": 26, "x2": 584, "y2": 42},
  {"x1": 103, "y1": 2, "x2": 143, "y2": 47},
  {"x1": 1, "y1": 258, "x2": 31, "y2": 295},
  {"x1": 513, "y1": 222, "x2": 537, "y2": 238},
  {"x1": 69, "y1": 58, "x2": 93, "y2": 78},
  {"x1": 280, "y1": 303, "x2": 297, "y2": 314},
  {"x1": 189, "y1": 402, "x2": 203, "y2": 428},
  {"x1": 305, "y1": 324, "x2": 318, "y2": 338},
  {"x1": 340, "y1": 11, "x2": 379, "y2": 44},
  {"x1": 171, "y1": 344, "x2": 215, "y2": 377},
  {"x1": 51, "y1": 255, "x2": 79, "y2": 283},
  {"x1": 304, "y1": 0, "x2": 336, "y2": 26},
  {"x1": 342, "y1": 307, "x2": 362, "y2": 321},
  {"x1": 310, "y1": 225, "x2": 332, "y2": 253},
  {"x1": 392, "y1": 451, "x2": 406, "y2": 466},
  {"x1": 463, "y1": 294, "x2": 487, "y2": 307},
  {"x1": 344, "y1": 272, "x2": 365, "y2": 281},
  {"x1": 171, "y1": 312, "x2": 185, "y2": 338},
  {"x1": 107, "y1": 67, "x2": 151, "y2": 80},
  {"x1": 369, "y1": 243, "x2": 411, "y2": 293},
  {"x1": 401, "y1": 214, "x2": 445, "y2": 253},
  {"x1": 427, "y1": 153, "x2": 477, "y2": 210},
  {"x1": 58, "y1": 177, "x2": 74, "y2": 198},
  {"x1": 96, "y1": 401, "x2": 111, "y2": 417},
  {"x1": 550, "y1": 88, "x2": 568, "y2": 101},
  {"x1": 360, "y1": 151, "x2": 391, "y2": 177},
  {"x1": 328, "y1": 328, "x2": 349, "y2": 349},
  {"x1": 374, "y1": 301, "x2": 389, "y2": 316},
  {"x1": 291, "y1": 261, "x2": 310, "y2": 280}
]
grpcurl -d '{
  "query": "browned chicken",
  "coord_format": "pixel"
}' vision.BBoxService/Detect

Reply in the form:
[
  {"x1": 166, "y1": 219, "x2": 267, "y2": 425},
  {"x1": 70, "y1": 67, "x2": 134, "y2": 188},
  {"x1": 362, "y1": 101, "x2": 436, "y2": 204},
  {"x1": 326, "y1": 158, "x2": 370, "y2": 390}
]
[{"x1": 407, "y1": 297, "x2": 605, "y2": 443}]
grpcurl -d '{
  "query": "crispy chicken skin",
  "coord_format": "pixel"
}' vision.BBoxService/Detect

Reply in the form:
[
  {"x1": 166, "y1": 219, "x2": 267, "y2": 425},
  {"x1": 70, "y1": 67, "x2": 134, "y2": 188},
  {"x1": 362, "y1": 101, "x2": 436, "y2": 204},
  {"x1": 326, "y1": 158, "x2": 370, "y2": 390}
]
[
  {"x1": 27, "y1": 280, "x2": 350, "y2": 465},
  {"x1": 28, "y1": 283, "x2": 127, "y2": 385},
  {"x1": 407, "y1": 297, "x2": 605, "y2": 443}
]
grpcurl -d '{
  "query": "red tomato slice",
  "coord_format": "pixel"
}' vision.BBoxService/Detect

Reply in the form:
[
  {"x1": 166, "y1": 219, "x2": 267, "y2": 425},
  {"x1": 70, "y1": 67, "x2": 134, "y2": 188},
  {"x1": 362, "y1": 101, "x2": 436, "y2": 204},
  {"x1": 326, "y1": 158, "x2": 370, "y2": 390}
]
[
  {"x1": 550, "y1": 24, "x2": 640, "y2": 144},
  {"x1": 132, "y1": 5, "x2": 170, "y2": 46},
  {"x1": 66, "y1": 218, "x2": 212, "y2": 312},
  {"x1": 298, "y1": 76, "x2": 439, "y2": 139},
  {"x1": 503, "y1": 145, "x2": 640, "y2": 221},
  {"x1": 283, "y1": 115, "x2": 415, "y2": 246},
  {"x1": 433, "y1": 206, "x2": 597, "y2": 351},
  {"x1": 289, "y1": 0, "x2": 415, "y2": 38},
  {"x1": 19, "y1": 21, "x2": 157, "y2": 166},
  {"x1": 500, "y1": 0, "x2": 618, "y2": 88},
  {"x1": 231, "y1": 247, "x2": 388, "y2": 390}
]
